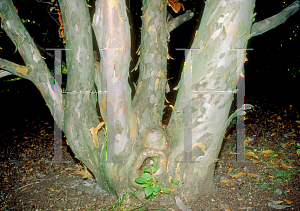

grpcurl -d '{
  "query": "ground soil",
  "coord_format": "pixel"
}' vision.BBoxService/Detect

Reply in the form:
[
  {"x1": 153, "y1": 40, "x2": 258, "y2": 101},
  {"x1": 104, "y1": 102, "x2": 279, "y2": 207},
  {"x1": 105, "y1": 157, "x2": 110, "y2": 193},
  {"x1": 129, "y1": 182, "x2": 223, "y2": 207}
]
[{"x1": 1, "y1": 94, "x2": 300, "y2": 210}]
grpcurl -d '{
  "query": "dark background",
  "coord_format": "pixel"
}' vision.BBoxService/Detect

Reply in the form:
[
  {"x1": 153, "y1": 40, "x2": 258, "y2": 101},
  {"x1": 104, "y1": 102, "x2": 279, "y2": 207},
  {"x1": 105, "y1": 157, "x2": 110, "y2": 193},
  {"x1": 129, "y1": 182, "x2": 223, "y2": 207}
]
[{"x1": 0, "y1": 0, "x2": 299, "y2": 130}]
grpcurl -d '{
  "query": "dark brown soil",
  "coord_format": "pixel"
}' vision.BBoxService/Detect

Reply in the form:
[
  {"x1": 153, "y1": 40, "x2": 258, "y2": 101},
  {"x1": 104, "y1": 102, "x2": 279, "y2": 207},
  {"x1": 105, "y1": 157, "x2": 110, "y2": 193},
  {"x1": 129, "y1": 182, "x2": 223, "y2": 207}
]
[{"x1": 1, "y1": 95, "x2": 300, "y2": 210}]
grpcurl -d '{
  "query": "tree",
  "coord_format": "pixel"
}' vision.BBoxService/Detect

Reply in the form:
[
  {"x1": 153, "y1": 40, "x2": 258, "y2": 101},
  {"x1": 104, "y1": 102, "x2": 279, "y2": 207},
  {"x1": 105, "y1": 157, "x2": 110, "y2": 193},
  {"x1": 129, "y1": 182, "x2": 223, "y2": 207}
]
[{"x1": 0, "y1": 0, "x2": 299, "y2": 205}]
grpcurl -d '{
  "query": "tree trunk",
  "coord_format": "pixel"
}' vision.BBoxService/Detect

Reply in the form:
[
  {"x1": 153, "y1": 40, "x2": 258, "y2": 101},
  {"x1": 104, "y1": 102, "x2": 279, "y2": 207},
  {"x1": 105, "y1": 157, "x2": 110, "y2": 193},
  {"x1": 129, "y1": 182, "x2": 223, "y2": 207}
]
[{"x1": 1, "y1": 0, "x2": 299, "y2": 205}]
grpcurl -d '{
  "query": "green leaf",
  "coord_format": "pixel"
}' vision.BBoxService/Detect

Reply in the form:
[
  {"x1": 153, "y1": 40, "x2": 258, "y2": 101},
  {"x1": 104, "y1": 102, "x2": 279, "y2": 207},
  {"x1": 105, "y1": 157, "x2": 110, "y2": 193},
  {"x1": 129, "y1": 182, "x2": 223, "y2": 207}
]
[
  {"x1": 152, "y1": 165, "x2": 158, "y2": 173},
  {"x1": 153, "y1": 191, "x2": 159, "y2": 196},
  {"x1": 171, "y1": 179, "x2": 175, "y2": 183},
  {"x1": 157, "y1": 183, "x2": 162, "y2": 187},
  {"x1": 154, "y1": 186, "x2": 161, "y2": 193},
  {"x1": 154, "y1": 177, "x2": 158, "y2": 182},
  {"x1": 297, "y1": 149, "x2": 300, "y2": 155},
  {"x1": 135, "y1": 177, "x2": 147, "y2": 184},
  {"x1": 162, "y1": 188, "x2": 170, "y2": 194},
  {"x1": 175, "y1": 180, "x2": 180, "y2": 185},
  {"x1": 144, "y1": 168, "x2": 150, "y2": 173},
  {"x1": 148, "y1": 178, "x2": 154, "y2": 183},
  {"x1": 143, "y1": 183, "x2": 150, "y2": 188},
  {"x1": 152, "y1": 157, "x2": 158, "y2": 162},
  {"x1": 145, "y1": 186, "x2": 154, "y2": 197},
  {"x1": 141, "y1": 173, "x2": 152, "y2": 181}
]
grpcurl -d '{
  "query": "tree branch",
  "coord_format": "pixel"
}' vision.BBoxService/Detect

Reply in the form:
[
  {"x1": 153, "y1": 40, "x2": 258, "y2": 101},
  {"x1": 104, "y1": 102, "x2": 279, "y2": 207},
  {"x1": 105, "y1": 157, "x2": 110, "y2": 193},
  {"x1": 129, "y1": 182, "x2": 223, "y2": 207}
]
[
  {"x1": 251, "y1": 0, "x2": 299, "y2": 36},
  {"x1": 167, "y1": 10, "x2": 194, "y2": 33},
  {"x1": 0, "y1": 0, "x2": 65, "y2": 131},
  {"x1": 0, "y1": 70, "x2": 13, "y2": 79},
  {"x1": 0, "y1": 42, "x2": 62, "y2": 79},
  {"x1": 0, "y1": 59, "x2": 33, "y2": 79}
]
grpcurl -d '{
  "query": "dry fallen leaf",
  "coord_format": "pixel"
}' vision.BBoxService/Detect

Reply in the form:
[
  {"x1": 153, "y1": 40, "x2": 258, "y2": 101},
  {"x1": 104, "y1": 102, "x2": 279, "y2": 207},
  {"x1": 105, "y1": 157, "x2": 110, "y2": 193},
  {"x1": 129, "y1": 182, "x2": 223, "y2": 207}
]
[
  {"x1": 245, "y1": 151, "x2": 259, "y2": 159},
  {"x1": 65, "y1": 167, "x2": 73, "y2": 170},
  {"x1": 247, "y1": 173, "x2": 260, "y2": 178},
  {"x1": 1, "y1": 205, "x2": 9, "y2": 210},
  {"x1": 83, "y1": 168, "x2": 93, "y2": 179},
  {"x1": 258, "y1": 149, "x2": 273, "y2": 154},
  {"x1": 283, "y1": 199, "x2": 293, "y2": 204},
  {"x1": 75, "y1": 167, "x2": 84, "y2": 175},
  {"x1": 232, "y1": 172, "x2": 245, "y2": 178},
  {"x1": 263, "y1": 192, "x2": 269, "y2": 200},
  {"x1": 220, "y1": 179, "x2": 231, "y2": 183}
]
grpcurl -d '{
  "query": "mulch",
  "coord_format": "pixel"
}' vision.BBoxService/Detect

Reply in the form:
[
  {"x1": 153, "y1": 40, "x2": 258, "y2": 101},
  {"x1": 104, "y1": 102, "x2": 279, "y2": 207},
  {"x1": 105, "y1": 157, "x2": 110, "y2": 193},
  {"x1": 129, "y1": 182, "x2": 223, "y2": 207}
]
[{"x1": 0, "y1": 95, "x2": 299, "y2": 210}]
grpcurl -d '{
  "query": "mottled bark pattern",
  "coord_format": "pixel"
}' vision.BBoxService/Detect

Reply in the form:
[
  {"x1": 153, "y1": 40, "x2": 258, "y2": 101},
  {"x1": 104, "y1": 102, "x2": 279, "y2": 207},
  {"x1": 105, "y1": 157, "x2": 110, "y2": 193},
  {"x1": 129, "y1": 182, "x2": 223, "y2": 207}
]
[{"x1": 1, "y1": 0, "x2": 299, "y2": 204}]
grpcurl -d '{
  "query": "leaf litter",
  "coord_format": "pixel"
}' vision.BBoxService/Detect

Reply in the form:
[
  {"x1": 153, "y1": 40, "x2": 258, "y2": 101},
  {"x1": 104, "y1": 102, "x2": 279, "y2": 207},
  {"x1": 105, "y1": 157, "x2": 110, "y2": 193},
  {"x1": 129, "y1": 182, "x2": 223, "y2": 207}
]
[{"x1": 0, "y1": 95, "x2": 299, "y2": 210}]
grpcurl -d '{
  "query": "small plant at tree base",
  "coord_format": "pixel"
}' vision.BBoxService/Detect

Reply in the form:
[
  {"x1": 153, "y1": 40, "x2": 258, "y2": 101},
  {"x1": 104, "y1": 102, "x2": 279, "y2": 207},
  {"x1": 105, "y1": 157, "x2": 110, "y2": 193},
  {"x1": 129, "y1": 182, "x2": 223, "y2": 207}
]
[
  {"x1": 296, "y1": 144, "x2": 300, "y2": 155},
  {"x1": 135, "y1": 159, "x2": 179, "y2": 201}
]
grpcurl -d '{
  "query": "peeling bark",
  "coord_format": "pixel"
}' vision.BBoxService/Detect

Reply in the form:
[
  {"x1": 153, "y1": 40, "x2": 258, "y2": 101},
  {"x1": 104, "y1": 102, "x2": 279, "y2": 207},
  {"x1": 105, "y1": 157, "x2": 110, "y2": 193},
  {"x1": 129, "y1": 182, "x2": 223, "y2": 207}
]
[{"x1": 1, "y1": 0, "x2": 299, "y2": 204}]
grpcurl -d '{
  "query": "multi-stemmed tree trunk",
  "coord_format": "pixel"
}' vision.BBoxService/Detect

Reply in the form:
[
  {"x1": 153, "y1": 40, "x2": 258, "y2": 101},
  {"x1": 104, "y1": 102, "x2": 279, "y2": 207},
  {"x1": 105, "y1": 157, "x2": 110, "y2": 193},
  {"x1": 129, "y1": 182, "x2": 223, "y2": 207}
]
[{"x1": 1, "y1": 0, "x2": 299, "y2": 205}]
